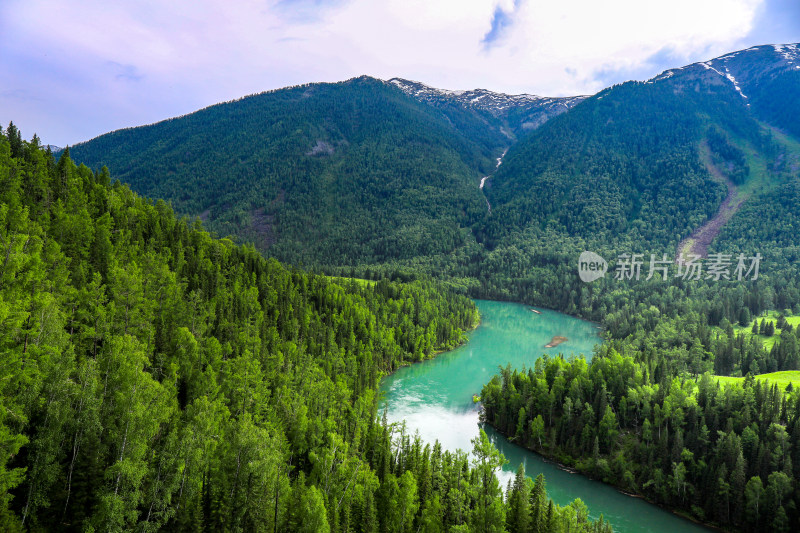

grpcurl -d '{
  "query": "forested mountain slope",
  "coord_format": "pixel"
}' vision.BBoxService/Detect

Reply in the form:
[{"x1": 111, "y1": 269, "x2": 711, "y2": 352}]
[
  {"x1": 64, "y1": 44, "x2": 800, "y2": 341},
  {"x1": 483, "y1": 43, "x2": 800, "y2": 251},
  {"x1": 463, "y1": 42, "x2": 800, "y2": 318},
  {"x1": 67, "y1": 76, "x2": 515, "y2": 268},
  {"x1": 651, "y1": 43, "x2": 800, "y2": 138},
  {"x1": 0, "y1": 126, "x2": 615, "y2": 532},
  {"x1": 66, "y1": 75, "x2": 591, "y2": 271}
]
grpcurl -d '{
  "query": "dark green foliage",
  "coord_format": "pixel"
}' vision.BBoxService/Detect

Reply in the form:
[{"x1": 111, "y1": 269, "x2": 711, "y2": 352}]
[
  {"x1": 63, "y1": 52, "x2": 800, "y2": 351},
  {"x1": 0, "y1": 127, "x2": 612, "y2": 532},
  {"x1": 706, "y1": 126, "x2": 749, "y2": 185},
  {"x1": 67, "y1": 77, "x2": 505, "y2": 268},
  {"x1": 482, "y1": 349, "x2": 800, "y2": 531},
  {"x1": 484, "y1": 80, "x2": 729, "y2": 247},
  {"x1": 739, "y1": 307, "x2": 752, "y2": 327},
  {"x1": 748, "y1": 69, "x2": 800, "y2": 138}
]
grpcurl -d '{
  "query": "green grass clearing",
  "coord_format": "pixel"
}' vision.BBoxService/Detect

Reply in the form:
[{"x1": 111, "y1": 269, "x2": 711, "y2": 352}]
[
  {"x1": 325, "y1": 275, "x2": 377, "y2": 287},
  {"x1": 713, "y1": 370, "x2": 800, "y2": 392},
  {"x1": 724, "y1": 310, "x2": 800, "y2": 351}
]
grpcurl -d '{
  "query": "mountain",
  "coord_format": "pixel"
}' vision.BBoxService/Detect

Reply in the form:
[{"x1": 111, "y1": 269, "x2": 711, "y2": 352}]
[
  {"x1": 471, "y1": 42, "x2": 800, "y2": 314},
  {"x1": 67, "y1": 76, "x2": 531, "y2": 268},
  {"x1": 483, "y1": 42, "x2": 800, "y2": 251},
  {"x1": 1, "y1": 126, "x2": 619, "y2": 533},
  {"x1": 66, "y1": 44, "x2": 800, "y2": 319},
  {"x1": 66, "y1": 76, "x2": 587, "y2": 271},
  {"x1": 648, "y1": 43, "x2": 800, "y2": 137},
  {"x1": 387, "y1": 77, "x2": 588, "y2": 137}
]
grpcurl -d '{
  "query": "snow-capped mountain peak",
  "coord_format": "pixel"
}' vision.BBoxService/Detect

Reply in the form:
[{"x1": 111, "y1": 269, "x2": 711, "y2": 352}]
[
  {"x1": 386, "y1": 78, "x2": 588, "y2": 134},
  {"x1": 387, "y1": 77, "x2": 587, "y2": 116},
  {"x1": 647, "y1": 43, "x2": 800, "y2": 99}
]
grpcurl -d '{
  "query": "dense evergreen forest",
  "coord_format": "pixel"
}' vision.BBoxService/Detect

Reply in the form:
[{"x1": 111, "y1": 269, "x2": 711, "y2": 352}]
[
  {"x1": 66, "y1": 48, "x2": 800, "y2": 342},
  {"x1": 0, "y1": 125, "x2": 619, "y2": 532},
  {"x1": 67, "y1": 77, "x2": 507, "y2": 267},
  {"x1": 481, "y1": 348, "x2": 800, "y2": 531},
  {"x1": 58, "y1": 44, "x2": 800, "y2": 532}
]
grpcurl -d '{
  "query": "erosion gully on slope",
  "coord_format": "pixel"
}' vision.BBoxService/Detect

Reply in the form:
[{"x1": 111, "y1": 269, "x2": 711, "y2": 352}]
[{"x1": 676, "y1": 140, "x2": 747, "y2": 260}]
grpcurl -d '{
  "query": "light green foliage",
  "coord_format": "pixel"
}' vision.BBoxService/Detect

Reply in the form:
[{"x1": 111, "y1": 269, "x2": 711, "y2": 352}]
[
  {"x1": 470, "y1": 429, "x2": 507, "y2": 533},
  {"x1": 714, "y1": 370, "x2": 800, "y2": 393}
]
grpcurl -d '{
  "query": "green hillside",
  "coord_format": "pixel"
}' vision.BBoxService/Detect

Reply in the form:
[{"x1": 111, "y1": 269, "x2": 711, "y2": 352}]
[
  {"x1": 0, "y1": 127, "x2": 614, "y2": 532},
  {"x1": 68, "y1": 76, "x2": 508, "y2": 268},
  {"x1": 483, "y1": 80, "x2": 731, "y2": 248}
]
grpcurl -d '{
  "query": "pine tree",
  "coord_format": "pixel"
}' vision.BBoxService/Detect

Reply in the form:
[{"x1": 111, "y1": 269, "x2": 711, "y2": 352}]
[
  {"x1": 529, "y1": 474, "x2": 546, "y2": 533},
  {"x1": 470, "y1": 429, "x2": 507, "y2": 533},
  {"x1": 505, "y1": 464, "x2": 530, "y2": 533},
  {"x1": 739, "y1": 308, "x2": 751, "y2": 327}
]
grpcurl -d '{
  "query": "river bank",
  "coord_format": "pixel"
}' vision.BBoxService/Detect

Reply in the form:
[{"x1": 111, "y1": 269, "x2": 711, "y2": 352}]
[
  {"x1": 381, "y1": 306, "x2": 481, "y2": 376},
  {"x1": 380, "y1": 300, "x2": 710, "y2": 532},
  {"x1": 481, "y1": 417, "x2": 720, "y2": 531}
]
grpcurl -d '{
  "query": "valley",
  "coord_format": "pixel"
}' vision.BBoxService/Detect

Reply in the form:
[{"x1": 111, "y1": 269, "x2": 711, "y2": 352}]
[
  {"x1": 479, "y1": 148, "x2": 508, "y2": 212},
  {"x1": 380, "y1": 300, "x2": 710, "y2": 532},
  {"x1": 4, "y1": 38, "x2": 800, "y2": 533}
]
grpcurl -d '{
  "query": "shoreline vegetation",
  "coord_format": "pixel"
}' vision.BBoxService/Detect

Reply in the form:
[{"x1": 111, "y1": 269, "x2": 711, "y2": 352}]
[
  {"x1": 483, "y1": 420, "x2": 721, "y2": 531},
  {"x1": 379, "y1": 304, "x2": 481, "y2": 379},
  {"x1": 479, "y1": 347, "x2": 799, "y2": 532}
]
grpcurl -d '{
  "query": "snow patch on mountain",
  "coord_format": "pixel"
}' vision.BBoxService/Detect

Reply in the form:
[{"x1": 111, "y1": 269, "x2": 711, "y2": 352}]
[
  {"x1": 716, "y1": 51, "x2": 742, "y2": 62},
  {"x1": 649, "y1": 70, "x2": 674, "y2": 83},
  {"x1": 773, "y1": 44, "x2": 799, "y2": 62},
  {"x1": 700, "y1": 61, "x2": 726, "y2": 77},
  {"x1": 387, "y1": 78, "x2": 587, "y2": 117},
  {"x1": 723, "y1": 67, "x2": 747, "y2": 99},
  {"x1": 698, "y1": 61, "x2": 749, "y2": 99}
]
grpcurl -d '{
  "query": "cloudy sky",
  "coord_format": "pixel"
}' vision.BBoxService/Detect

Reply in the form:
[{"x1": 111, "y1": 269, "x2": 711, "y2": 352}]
[{"x1": 2, "y1": 0, "x2": 798, "y2": 146}]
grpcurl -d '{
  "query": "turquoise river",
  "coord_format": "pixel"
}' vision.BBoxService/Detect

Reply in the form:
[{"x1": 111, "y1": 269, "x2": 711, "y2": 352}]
[{"x1": 379, "y1": 300, "x2": 709, "y2": 532}]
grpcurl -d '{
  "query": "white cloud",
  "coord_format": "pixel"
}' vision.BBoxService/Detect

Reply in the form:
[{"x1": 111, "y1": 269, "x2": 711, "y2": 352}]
[
  {"x1": 499, "y1": 0, "x2": 761, "y2": 93},
  {"x1": 0, "y1": 0, "x2": 767, "y2": 145},
  {"x1": 307, "y1": 0, "x2": 761, "y2": 95}
]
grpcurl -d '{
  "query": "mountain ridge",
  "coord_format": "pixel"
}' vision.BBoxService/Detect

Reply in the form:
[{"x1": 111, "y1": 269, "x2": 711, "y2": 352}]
[
  {"x1": 65, "y1": 42, "x2": 800, "y2": 320},
  {"x1": 61, "y1": 42, "x2": 800, "y2": 150},
  {"x1": 644, "y1": 42, "x2": 800, "y2": 137},
  {"x1": 386, "y1": 77, "x2": 588, "y2": 135},
  {"x1": 649, "y1": 43, "x2": 800, "y2": 86}
]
